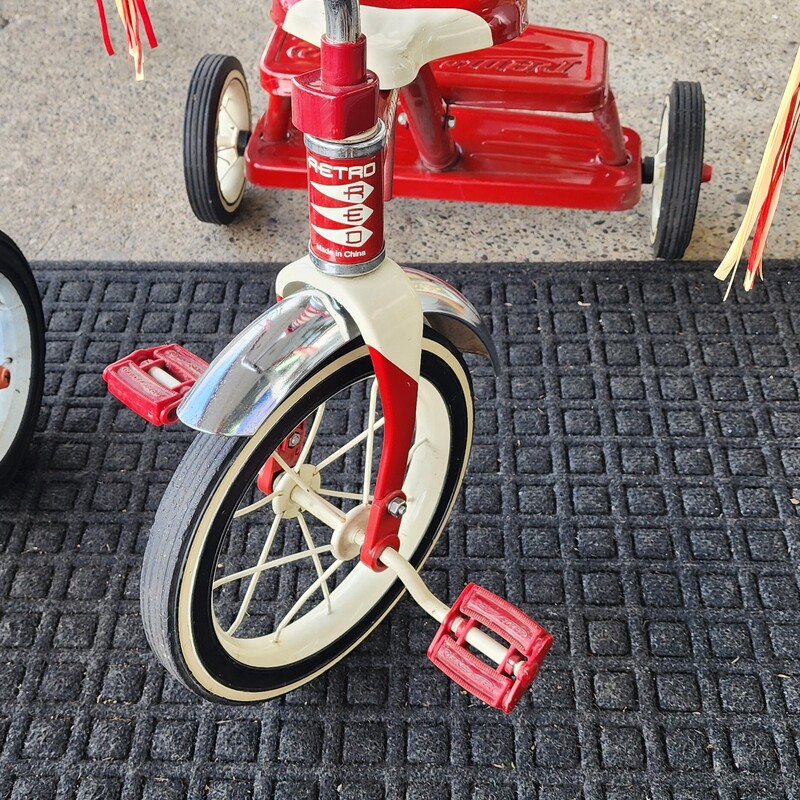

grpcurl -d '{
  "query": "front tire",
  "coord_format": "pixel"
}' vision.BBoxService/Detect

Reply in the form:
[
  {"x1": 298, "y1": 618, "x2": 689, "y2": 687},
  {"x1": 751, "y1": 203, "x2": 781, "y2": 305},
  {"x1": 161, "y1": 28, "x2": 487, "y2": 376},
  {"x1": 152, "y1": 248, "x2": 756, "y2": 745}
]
[
  {"x1": 184, "y1": 54, "x2": 252, "y2": 224},
  {"x1": 0, "y1": 231, "x2": 45, "y2": 487},
  {"x1": 141, "y1": 331, "x2": 474, "y2": 702}
]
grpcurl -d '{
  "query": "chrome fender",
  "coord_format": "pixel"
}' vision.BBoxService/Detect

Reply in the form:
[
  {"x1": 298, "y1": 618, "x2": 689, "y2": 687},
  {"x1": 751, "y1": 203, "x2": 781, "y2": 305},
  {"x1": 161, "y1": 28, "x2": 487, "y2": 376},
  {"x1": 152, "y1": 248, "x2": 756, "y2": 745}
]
[{"x1": 177, "y1": 269, "x2": 500, "y2": 436}]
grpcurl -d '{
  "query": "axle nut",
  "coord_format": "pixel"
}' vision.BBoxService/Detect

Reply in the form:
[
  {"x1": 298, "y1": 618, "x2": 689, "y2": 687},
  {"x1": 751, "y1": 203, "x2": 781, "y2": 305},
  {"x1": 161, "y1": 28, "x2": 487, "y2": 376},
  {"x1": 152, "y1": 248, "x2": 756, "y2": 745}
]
[{"x1": 387, "y1": 498, "x2": 407, "y2": 518}]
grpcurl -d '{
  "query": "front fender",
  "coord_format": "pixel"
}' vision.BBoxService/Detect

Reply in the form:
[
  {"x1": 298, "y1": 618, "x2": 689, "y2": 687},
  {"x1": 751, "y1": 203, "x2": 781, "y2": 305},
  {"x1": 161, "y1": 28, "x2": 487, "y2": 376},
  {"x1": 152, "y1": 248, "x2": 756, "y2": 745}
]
[{"x1": 178, "y1": 270, "x2": 499, "y2": 436}]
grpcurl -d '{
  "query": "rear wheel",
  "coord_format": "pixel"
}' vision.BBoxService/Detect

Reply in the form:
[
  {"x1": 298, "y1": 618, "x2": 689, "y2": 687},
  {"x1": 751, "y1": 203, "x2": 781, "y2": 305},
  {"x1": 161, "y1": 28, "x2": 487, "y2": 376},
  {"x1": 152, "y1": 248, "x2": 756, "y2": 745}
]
[
  {"x1": 0, "y1": 231, "x2": 45, "y2": 486},
  {"x1": 140, "y1": 331, "x2": 474, "y2": 702},
  {"x1": 184, "y1": 54, "x2": 252, "y2": 224},
  {"x1": 650, "y1": 81, "x2": 706, "y2": 259}
]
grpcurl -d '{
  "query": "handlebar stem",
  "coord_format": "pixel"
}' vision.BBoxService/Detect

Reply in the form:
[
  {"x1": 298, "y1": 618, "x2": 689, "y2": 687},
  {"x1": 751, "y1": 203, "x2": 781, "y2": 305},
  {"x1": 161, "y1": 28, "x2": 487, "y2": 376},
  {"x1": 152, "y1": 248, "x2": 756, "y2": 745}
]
[
  {"x1": 325, "y1": 0, "x2": 361, "y2": 44},
  {"x1": 292, "y1": 0, "x2": 378, "y2": 139}
]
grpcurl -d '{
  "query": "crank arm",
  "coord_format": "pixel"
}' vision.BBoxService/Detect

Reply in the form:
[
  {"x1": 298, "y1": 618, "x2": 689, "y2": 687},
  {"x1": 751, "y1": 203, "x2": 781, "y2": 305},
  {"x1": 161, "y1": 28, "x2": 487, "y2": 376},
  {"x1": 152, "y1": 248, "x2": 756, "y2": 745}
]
[{"x1": 379, "y1": 548, "x2": 553, "y2": 713}]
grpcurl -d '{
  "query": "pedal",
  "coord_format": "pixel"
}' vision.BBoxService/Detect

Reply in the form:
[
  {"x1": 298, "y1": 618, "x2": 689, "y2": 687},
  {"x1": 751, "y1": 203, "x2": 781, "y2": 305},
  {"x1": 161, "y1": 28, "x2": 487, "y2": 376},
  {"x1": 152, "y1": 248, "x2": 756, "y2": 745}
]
[
  {"x1": 428, "y1": 583, "x2": 553, "y2": 713},
  {"x1": 103, "y1": 344, "x2": 208, "y2": 426}
]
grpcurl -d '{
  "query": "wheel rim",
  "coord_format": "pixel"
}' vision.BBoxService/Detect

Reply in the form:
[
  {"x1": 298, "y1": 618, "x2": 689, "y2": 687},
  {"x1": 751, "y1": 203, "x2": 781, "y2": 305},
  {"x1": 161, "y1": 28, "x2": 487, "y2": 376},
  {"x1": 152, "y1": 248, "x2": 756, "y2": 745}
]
[
  {"x1": 196, "y1": 373, "x2": 452, "y2": 670},
  {"x1": 650, "y1": 97, "x2": 670, "y2": 243},
  {"x1": 0, "y1": 272, "x2": 34, "y2": 462},
  {"x1": 215, "y1": 73, "x2": 250, "y2": 209}
]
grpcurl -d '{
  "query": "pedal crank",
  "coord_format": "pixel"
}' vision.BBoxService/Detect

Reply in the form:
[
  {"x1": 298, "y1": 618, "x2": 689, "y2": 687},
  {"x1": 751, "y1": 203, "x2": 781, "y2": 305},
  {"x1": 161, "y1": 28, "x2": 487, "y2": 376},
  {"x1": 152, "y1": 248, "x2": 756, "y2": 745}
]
[
  {"x1": 379, "y1": 548, "x2": 552, "y2": 713},
  {"x1": 103, "y1": 344, "x2": 208, "y2": 426}
]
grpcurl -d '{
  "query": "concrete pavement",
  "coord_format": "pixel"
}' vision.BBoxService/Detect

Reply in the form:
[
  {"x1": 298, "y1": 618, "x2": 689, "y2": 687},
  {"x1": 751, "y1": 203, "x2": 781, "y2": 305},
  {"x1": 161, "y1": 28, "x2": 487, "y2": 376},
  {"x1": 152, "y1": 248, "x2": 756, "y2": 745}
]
[{"x1": 0, "y1": 0, "x2": 798, "y2": 269}]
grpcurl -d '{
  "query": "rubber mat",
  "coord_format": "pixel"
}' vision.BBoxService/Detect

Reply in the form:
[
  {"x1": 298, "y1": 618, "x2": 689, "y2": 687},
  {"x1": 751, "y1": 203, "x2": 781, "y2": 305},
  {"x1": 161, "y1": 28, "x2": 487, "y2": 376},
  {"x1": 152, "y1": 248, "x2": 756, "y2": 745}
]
[{"x1": 1, "y1": 260, "x2": 799, "y2": 800}]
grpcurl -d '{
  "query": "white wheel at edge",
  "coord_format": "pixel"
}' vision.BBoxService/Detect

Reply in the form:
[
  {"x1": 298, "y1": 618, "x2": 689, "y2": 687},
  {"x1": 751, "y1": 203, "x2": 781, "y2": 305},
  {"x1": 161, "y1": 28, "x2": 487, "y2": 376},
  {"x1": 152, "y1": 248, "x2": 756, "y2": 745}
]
[
  {"x1": 0, "y1": 273, "x2": 34, "y2": 461},
  {"x1": 215, "y1": 71, "x2": 250, "y2": 210},
  {"x1": 0, "y1": 231, "x2": 44, "y2": 486},
  {"x1": 650, "y1": 97, "x2": 670, "y2": 243}
]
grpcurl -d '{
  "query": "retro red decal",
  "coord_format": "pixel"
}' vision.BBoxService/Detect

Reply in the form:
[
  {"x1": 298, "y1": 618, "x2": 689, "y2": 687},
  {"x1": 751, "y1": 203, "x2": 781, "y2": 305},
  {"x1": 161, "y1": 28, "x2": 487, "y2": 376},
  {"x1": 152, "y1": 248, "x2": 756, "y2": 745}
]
[{"x1": 307, "y1": 152, "x2": 384, "y2": 266}]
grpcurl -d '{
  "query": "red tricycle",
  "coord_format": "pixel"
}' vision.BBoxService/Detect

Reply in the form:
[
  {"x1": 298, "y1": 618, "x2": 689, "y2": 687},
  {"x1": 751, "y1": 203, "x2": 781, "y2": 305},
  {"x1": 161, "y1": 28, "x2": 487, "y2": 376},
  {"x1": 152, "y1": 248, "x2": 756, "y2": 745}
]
[
  {"x1": 104, "y1": 0, "x2": 712, "y2": 713},
  {"x1": 184, "y1": 0, "x2": 711, "y2": 259}
]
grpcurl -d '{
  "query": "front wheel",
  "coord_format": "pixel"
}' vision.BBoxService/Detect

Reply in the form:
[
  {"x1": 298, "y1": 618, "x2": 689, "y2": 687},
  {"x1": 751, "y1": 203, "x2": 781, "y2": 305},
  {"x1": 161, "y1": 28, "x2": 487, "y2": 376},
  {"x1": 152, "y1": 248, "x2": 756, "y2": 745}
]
[
  {"x1": 0, "y1": 231, "x2": 45, "y2": 487},
  {"x1": 140, "y1": 331, "x2": 474, "y2": 702}
]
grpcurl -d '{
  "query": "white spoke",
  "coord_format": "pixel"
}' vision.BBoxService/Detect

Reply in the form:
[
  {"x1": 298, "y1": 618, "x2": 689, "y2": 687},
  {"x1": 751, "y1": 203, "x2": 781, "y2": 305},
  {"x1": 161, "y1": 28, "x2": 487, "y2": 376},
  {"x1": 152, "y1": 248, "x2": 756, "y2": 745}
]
[
  {"x1": 316, "y1": 417, "x2": 385, "y2": 471},
  {"x1": 362, "y1": 380, "x2": 380, "y2": 503},
  {"x1": 270, "y1": 451, "x2": 346, "y2": 528},
  {"x1": 271, "y1": 452, "x2": 311, "y2": 490},
  {"x1": 223, "y1": 512, "x2": 283, "y2": 635},
  {"x1": 318, "y1": 488, "x2": 371, "y2": 502},
  {"x1": 297, "y1": 513, "x2": 332, "y2": 612},
  {"x1": 296, "y1": 403, "x2": 326, "y2": 470},
  {"x1": 234, "y1": 491, "x2": 277, "y2": 519},
  {"x1": 217, "y1": 157, "x2": 239, "y2": 184},
  {"x1": 213, "y1": 543, "x2": 334, "y2": 589},
  {"x1": 273, "y1": 559, "x2": 344, "y2": 642}
]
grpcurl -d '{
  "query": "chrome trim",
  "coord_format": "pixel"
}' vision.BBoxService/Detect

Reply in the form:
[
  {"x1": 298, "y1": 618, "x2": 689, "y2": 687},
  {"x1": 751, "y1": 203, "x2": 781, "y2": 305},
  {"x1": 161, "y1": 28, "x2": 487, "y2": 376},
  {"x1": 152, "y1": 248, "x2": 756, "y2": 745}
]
[
  {"x1": 177, "y1": 291, "x2": 358, "y2": 436},
  {"x1": 309, "y1": 248, "x2": 385, "y2": 276},
  {"x1": 305, "y1": 121, "x2": 385, "y2": 159},
  {"x1": 406, "y1": 268, "x2": 501, "y2": 372},
  {"x1": 178, "y1": 270, "x2": 499, "y2": 436}
]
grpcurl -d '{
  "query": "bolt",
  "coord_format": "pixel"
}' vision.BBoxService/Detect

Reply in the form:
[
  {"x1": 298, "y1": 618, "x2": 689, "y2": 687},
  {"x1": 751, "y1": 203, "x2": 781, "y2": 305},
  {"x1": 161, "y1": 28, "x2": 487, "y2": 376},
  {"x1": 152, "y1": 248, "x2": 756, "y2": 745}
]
[
  {"x1": 387, "y1": 498, "x2": 407, "y2": 518},
  {"x1": 447, "y1": 116, "x2": 456, "y2": 129},
  {"x1": 288, "y1": 432, "x2": 302, "y2": 448}
]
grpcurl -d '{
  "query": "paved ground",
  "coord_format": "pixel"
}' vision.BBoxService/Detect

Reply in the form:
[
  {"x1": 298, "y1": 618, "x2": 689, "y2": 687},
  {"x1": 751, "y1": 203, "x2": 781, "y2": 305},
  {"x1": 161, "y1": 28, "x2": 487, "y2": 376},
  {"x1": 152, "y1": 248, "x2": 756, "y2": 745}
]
[{"x1": 0, "y1": 0, "x2": 798, "y2": 268}]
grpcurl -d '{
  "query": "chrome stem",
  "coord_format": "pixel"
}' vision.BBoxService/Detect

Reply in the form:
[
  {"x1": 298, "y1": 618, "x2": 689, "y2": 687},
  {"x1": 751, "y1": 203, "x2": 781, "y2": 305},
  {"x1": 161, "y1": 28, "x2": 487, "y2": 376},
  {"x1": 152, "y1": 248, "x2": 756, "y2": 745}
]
[{"x1": 325, "y1": 0, "x2": 361, "y2": 43}]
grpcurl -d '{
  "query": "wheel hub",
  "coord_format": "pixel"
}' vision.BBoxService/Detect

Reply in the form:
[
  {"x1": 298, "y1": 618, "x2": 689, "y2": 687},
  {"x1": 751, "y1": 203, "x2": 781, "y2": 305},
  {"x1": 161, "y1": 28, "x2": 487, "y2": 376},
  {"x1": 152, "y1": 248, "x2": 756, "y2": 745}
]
[
  {"x1": 272, "y1": 464, "x2": 321, "y2": 519},
  {"x1": 330, "y1": 505, "x2": 370, "y2": 561}
]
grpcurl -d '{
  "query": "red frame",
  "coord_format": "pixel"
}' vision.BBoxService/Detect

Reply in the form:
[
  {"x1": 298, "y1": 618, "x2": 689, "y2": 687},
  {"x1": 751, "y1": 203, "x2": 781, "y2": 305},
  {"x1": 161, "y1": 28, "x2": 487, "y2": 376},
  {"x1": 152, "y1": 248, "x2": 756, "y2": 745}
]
[
  {"x1": 248, "y1": 23, "x2": 644, "y2": 211},
  {"x1": 290, "y1": 27, "x2": 419, "y2": 572}
]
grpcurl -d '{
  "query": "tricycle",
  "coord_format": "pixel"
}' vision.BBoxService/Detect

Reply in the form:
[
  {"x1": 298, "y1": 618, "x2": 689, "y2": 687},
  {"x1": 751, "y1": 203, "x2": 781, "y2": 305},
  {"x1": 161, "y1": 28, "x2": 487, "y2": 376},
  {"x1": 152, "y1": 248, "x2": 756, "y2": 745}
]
[
  {"x1": 184, "y1": 0, "x2": 711, "y2": 258},
  {"x1": 105, "y1": 0, "x2": 561, "y2": 712}
]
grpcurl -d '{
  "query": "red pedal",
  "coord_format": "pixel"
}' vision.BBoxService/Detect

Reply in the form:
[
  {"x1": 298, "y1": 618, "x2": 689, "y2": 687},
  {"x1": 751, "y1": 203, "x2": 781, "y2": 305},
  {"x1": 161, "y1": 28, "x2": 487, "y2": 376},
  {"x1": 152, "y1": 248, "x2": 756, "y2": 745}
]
[
  {"x1": 103, "y1": 344, "x2": 208, "y2": 426},
  {"x1": 428, "y1": 583, "x2": 553, "y2": 713}
]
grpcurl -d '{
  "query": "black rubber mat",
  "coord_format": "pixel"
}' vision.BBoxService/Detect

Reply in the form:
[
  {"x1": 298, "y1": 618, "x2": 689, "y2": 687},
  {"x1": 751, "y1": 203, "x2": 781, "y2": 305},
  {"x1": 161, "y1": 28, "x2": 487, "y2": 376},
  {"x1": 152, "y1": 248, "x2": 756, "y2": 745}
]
[{"x1": 1, "y1": 260, "x2": 799, "y2": 800}]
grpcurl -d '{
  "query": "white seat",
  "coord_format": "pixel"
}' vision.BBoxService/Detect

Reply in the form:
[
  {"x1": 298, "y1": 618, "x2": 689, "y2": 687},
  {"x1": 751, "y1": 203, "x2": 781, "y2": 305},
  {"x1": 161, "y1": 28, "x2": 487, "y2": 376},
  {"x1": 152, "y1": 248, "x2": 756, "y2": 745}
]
[{"x1": 283, "y1": 0, "x2": 493, "y2": 89}]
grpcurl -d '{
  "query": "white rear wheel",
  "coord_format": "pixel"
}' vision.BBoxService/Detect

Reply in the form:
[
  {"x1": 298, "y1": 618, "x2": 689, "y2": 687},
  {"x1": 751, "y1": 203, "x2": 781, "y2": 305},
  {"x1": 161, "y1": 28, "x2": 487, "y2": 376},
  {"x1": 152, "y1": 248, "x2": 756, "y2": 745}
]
[
  {"x1": 184, "y1": 54, "x2": 252, "y2": 224},
  {"x1": 650, "y1": 81, "x2": 706, "y2": 260}
]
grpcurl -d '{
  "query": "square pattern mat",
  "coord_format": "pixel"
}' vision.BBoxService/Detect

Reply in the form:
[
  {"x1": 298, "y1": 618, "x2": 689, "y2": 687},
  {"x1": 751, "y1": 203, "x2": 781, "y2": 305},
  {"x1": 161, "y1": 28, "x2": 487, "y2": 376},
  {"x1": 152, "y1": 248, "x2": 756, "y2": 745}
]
[{"x1": 1, "y1": 260, "x2": 799, "y2": 800}]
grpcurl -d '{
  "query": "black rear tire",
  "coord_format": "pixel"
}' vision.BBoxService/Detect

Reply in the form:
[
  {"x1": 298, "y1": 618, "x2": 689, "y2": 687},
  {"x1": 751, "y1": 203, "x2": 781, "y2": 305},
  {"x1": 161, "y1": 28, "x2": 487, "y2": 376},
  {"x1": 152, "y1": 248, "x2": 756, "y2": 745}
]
[
  {"x1": 184, "y1": 54, "x2": 252, "y2": 224},
  {"x1": 650, "y1": 81, "x2": 706, "y2": 260},
  {"x1": 0, "y1": 231, "x2": 45, "y2": 487}
]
